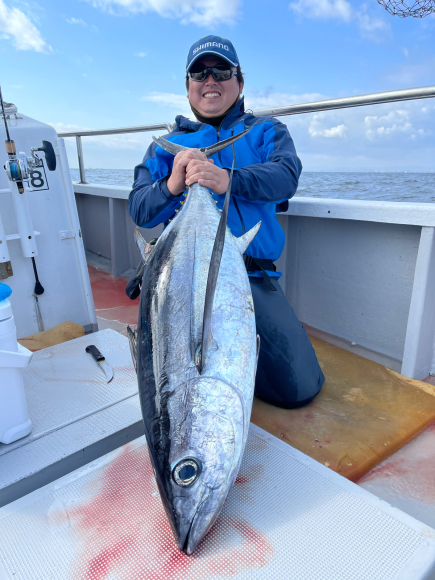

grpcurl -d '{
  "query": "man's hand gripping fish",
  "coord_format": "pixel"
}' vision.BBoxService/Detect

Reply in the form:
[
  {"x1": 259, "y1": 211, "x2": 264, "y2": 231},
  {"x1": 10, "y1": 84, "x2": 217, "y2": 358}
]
[{"x1": 128, "y1": 127, "x2": 261, "y2": 554}]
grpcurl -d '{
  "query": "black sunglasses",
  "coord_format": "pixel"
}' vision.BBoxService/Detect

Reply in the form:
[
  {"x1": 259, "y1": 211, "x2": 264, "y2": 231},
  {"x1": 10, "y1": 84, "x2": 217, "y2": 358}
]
[{"x1": 189, "y1": 64, "x2": 236, "y2": 82}]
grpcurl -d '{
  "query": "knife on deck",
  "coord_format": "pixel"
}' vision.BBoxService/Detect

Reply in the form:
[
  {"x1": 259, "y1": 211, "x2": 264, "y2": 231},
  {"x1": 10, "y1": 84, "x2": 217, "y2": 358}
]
[{"x1": 85, "y1": 345, "x2": 114, "y2": 383}]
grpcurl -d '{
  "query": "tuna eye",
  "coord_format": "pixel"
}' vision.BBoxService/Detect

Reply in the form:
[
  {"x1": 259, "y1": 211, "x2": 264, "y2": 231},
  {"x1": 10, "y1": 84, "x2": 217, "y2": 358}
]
[{"x1": 172, "y1": 458, "x2": 201, "y2": 487}]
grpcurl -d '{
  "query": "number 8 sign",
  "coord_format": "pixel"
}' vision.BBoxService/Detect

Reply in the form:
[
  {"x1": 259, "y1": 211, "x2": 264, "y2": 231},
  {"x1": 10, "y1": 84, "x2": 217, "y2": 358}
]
[{"x1": 28, "y1": 165, "x2": 49, "y2": 192}]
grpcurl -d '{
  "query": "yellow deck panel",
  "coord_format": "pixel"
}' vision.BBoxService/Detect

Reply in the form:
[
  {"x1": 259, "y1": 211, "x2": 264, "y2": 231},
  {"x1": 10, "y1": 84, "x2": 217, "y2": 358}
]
[
  {"x1": 18, "y1": 321, "x2": 85, "y2": 352},
  {"x1": 251, "y1": 337, "x2": 435, "y2": 482}
]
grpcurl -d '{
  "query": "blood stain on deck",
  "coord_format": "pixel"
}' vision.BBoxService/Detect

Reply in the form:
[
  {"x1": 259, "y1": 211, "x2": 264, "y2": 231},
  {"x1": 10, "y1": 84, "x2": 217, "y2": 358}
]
[
  {"x1": 359, "y1": 421, "x2": 435, "y2": 504},
  {"x1": 54, "y1": 445, "x2": 274, "y2": 579}
]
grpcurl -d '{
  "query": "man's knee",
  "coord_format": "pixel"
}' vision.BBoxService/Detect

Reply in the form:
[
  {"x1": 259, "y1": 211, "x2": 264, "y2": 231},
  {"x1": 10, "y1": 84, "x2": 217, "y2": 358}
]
[{"x1": 255, "y1": 364, "x2": 324, "y2": 409}]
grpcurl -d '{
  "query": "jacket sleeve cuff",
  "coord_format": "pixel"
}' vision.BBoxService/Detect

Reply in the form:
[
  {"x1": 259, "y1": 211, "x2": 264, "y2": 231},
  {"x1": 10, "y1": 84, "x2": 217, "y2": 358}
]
[{"x1": 161, "y1": 176, "x2": 183, "y2": 200}]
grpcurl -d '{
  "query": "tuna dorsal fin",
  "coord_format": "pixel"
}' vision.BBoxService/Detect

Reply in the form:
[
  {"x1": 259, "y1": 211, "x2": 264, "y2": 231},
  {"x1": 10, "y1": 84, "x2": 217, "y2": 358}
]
[
  {"x1": 198, "y1": 164, "x2": 234, "y2": 373},
  {"x1": 134, "y1": 228, "x2": 155, "y2": 265},
  {"x1": 152, "y1": 127, "x2": 251, "y2": 159},
  {"x1": 127, "y1": 325, "x2": 138, "y2": 373},
  {"x1": 232, "y1": 222, "x2": 261, "y2": 254}
]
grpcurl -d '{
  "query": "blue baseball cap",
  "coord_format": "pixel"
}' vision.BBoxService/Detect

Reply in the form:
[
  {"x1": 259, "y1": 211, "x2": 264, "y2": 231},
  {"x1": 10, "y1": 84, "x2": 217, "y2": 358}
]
[{"x1": 186, "y1": 35, "x2": 239, "y2": 72}]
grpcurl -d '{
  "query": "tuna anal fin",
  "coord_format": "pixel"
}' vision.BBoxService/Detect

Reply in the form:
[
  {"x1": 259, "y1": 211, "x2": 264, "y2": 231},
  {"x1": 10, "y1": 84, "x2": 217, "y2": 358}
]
[
  {"x1": 152, "y1": 128, "x2": 251, "y2": 159},
  {"x1": 127, "y1": 325, "x2": 138, "y2": 373},
  {"x1": 134, "y1": 228, "x2": 155, "y2": 265},
  {"x1": 198, "y1": 164, "x2": 234, "y2": 373},
  {"x1": 233, "y1": 222, "x2": 261, "y2": 254}
]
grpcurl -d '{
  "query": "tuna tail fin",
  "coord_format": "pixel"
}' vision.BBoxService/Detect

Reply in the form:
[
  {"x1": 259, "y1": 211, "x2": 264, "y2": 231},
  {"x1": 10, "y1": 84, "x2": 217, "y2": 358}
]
[
  {"x1": 197, "y1": 163, "x2": 234, "y2": 374},
  {"x1": 134, "y1": 228, "x2": 155, "y2": 265},
  {"x1": 152, "y1": 127, "x2": 251, "y2": 159},
  {"x1": 127, "y1": 325, "x2": 138, "y2": 373}
]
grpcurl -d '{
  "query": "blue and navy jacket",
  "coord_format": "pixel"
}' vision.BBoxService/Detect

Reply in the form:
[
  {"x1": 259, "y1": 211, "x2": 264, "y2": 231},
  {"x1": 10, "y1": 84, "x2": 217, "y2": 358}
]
[{"x1": 128, "y1": 98, "x2": 302, "y2": 278}]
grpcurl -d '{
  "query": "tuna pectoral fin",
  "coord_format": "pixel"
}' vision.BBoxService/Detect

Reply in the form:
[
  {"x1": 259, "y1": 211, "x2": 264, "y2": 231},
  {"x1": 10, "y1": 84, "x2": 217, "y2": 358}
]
[
  {"x1": 134, "y1": 228, "x2": 155, "y2": 265},
  {"x1": 198, "y1": 164, "x2": 234, "y2": 374},
  {"x1": 233, "y1": 222, "x2": 261, "y2": 254},
  {"x1": 127, "y1": 325, "x2": 138, "y2": 373},
  {"x1": 152, "y1": 127, "x2": 251, "y2": 159}
]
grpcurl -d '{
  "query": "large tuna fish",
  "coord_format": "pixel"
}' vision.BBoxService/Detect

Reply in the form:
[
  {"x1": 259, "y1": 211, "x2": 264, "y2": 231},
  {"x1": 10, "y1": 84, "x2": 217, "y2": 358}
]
[{"x1": 128, "y1": 129, "x2": 260, "y2": 555}]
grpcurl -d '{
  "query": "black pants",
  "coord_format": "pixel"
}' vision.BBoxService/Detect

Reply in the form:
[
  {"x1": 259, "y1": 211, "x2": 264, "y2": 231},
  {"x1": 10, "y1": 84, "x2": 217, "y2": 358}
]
[{"x1": 250, "y1": 277, "x2": 325, "y2": 409}]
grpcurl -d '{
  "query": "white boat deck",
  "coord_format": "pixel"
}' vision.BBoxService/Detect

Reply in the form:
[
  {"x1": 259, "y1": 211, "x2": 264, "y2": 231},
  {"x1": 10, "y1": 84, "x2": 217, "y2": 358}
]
[
  {"x1": 0, "y1": 329, "x2": 435, "y2": 579},
  {"x1": 0, "y1": 330, "x2": 142, "y2": 508},
  {"x1": 1, "y1": 427, "x2": 434, "y2": 580}
]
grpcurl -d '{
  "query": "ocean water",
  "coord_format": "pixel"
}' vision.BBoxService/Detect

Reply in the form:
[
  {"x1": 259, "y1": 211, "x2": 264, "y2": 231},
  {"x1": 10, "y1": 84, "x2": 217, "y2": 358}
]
[{"x1": 70, "y1": 169, "x2": 435, "y2": 203}]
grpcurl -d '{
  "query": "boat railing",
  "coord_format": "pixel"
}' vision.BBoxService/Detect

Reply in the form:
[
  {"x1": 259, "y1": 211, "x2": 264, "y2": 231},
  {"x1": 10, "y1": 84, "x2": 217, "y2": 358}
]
[{"x1": 57, "y1": 85, "x2": 435, "y2": 184}]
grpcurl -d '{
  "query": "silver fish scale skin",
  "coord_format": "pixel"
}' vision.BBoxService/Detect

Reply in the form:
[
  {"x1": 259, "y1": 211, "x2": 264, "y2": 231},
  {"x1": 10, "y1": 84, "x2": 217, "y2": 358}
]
[{"x1": 141, "y1": 181, "x2": 257, "y2": 553}]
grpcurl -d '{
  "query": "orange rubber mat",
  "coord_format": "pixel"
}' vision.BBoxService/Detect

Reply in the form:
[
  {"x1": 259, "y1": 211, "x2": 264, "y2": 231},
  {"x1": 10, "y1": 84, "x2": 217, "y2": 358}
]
[
  {"x1": 251, "y1": 336, "x2": 435, "y2": 482},
  {"x1": 18, "y1": 321, "x2": 85, "y2": 352}
]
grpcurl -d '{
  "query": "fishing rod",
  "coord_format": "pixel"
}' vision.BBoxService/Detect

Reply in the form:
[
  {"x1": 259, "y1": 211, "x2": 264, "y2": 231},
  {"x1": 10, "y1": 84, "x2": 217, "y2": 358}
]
[{"x1": 0, "y1": 85, "x2": 47, "y2": 329}]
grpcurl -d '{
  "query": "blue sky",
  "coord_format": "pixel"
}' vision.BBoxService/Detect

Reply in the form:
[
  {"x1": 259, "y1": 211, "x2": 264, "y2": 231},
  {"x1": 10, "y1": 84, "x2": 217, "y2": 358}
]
[{"x1": 1, "y1": 0, "x2": 434, "y2": 171}]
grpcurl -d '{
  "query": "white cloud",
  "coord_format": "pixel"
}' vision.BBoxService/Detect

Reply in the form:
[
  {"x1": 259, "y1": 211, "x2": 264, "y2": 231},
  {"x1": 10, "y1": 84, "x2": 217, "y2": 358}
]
[
  {"x1": 66, "y1": 17, "x2": 87, "y2": 26},
  {"x1": 141, "y1": 91, "x2": 192, "y2": 116},
  {"x1": 66, "y1": 16, "x2": 99, "y2": 31},
  {"x1": 134, "y1": 51, "x2": 147, "y2": 57},
  {"x1": 289, "y1": 0, "x2": 390, "y2": 42},
  {"x1": 355, "y1": 4, "x2": 390, "y2": 42},
  {"x1": 0, "y1": 0, "x2": 51, "y2": 53},
  {"x1": 364, "y1": 110, "x2": 415, "y2": 140},
  {"x1": 289, "y1": 0, "x2": 352, "y2": 21},
  {"x1": 242, "y1": 90, "x2": 434, "y2": 169},
  {"x1": 309, "y1": 117, "x2": 348, "y2": 138},
  {"x1": 85, "y1": 0, "x2": 241, "y2": 27}
]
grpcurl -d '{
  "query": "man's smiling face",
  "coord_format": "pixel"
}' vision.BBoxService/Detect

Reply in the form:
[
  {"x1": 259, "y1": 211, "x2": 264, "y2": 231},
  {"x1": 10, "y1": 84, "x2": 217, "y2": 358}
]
[{"x1": 187, "y1": 56, "x2": 243, "y2": 118}]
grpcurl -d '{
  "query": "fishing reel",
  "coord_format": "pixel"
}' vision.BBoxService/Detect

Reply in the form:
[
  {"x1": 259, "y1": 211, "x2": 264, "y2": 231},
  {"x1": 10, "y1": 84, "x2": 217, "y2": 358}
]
[
  {"x1": 4, "y1": 152, "x2": 38, "y2": 183},
  {"x1": 4, "y1": 141, "x2": 56, "y2": 184}
]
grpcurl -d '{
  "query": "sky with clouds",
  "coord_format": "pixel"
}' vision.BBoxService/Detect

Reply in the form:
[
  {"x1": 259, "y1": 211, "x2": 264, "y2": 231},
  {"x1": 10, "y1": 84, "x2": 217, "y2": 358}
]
[{"x1": 1, "y1": 0, "x2": 434, "y2": 171}]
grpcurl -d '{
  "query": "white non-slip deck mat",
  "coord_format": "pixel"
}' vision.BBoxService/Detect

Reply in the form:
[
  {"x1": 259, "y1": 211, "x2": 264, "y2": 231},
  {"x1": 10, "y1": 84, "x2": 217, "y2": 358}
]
[
  {"x1": 0, "y1": 330, "x2": 142, "y2": 505},
  {"x1": 0, "y1": 426, "x2": 434, "y2": 580},
  {"x1": 0, "y1": 329, "x2": 138, "y2": 458}
]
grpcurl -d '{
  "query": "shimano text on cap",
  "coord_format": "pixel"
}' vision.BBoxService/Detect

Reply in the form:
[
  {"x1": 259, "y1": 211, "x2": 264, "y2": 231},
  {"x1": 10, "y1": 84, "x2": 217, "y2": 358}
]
[{"x1": 186, "y1": 35, "x2": 239, "y2": 71}]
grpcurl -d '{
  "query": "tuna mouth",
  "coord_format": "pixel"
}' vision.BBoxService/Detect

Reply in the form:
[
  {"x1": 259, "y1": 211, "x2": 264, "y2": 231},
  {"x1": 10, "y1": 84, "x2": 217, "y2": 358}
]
[
  {"x1": 180, "y1": 518, "x2": 195, "y2": 554},
  {"x1": 177, "y1": 496, "x2": 209, "y2": 555}
]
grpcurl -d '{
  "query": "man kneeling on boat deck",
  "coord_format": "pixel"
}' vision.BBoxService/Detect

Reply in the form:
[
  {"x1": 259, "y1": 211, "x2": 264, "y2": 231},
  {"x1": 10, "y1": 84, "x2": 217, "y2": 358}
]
[{"x1": 128, "y1": 35, "x2": 325, "y2": 408}]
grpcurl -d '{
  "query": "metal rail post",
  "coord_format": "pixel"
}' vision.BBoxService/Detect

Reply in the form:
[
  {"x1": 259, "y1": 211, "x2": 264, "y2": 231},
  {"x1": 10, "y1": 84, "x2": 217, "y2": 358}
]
[{"x1": 75, "y1": 136, "x2": 87, "y2": 184}]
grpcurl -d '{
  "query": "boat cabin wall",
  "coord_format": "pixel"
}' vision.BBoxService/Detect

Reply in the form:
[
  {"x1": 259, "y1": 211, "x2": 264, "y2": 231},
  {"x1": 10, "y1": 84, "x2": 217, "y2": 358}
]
[
  {"x1": 72, "y1": 184, "x2": 435, "y2": 382},
  {"x1": 0, "y1": 114, "x2": 97, "y2": 337},
  {"x1": 275, "y1": 215, "x2": 420, "y2": 370}
]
